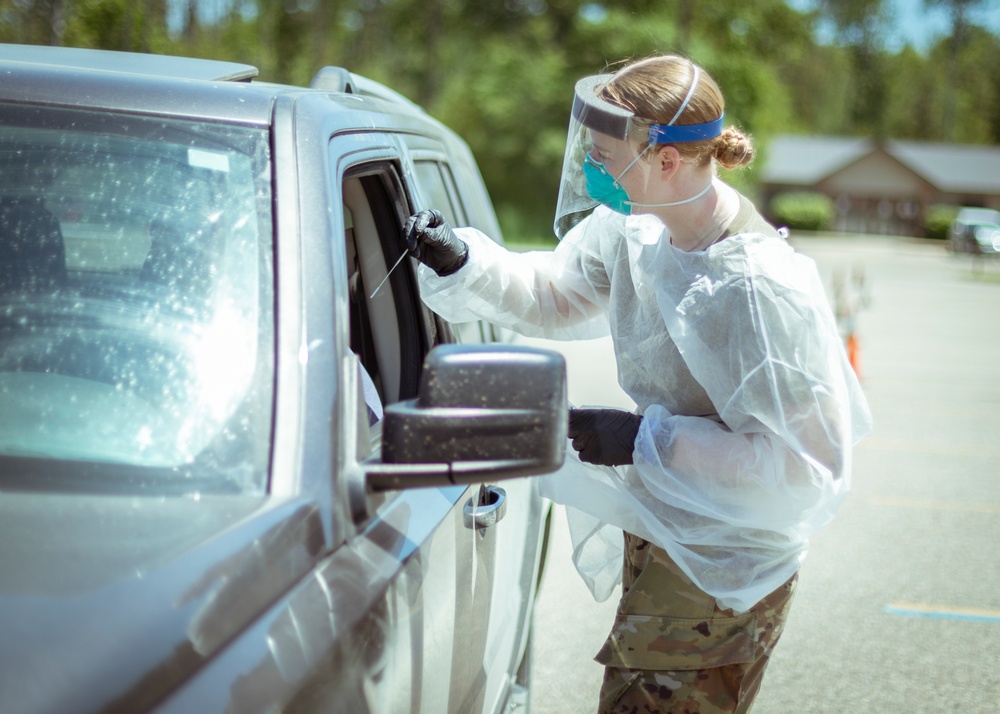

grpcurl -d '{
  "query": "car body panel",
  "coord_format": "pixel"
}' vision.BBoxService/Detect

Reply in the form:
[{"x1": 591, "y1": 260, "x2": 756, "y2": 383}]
[
  {"x1": 0, "y1": 494, "x2": 320, "y2": 714},
  {"x1": 150, "y1": 485, "x2": 474, "y2": 714}
]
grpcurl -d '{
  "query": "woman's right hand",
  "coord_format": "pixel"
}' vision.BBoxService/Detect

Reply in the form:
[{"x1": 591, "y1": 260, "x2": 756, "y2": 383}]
[{"x1": 403, "y1": 209, "x2": 469, "y2": 277}]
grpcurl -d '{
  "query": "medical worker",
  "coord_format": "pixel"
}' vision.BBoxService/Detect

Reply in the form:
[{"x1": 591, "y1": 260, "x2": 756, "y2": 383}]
[{"x1": 405, "y1": 54, "x2": 872, "y2": 713}]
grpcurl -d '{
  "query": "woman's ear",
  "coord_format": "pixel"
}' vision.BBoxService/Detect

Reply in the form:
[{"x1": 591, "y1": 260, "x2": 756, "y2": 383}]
[{"x1": 656, "y1": 146, "x2": 682, "y2": 179}]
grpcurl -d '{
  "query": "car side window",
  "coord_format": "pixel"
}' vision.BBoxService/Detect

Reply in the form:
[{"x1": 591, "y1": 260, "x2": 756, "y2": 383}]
[
  {"x1": 341, "y1": 165, "x2": 428, "y2": 411},
  {"x1": 412, "y1": 160, "x2": 466, "y2": 226},
  {"x1": 412, "y1": 159, "x2": 499, "y2": 345}
]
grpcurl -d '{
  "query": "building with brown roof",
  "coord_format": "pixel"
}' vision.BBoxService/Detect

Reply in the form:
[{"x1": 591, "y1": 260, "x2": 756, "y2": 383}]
[{"x1": 759, "y1": 136, "x2": 1000, "y2": 236}]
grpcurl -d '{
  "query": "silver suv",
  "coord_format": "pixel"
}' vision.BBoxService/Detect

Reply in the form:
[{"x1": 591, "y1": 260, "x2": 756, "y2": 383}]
[
  {"x1": 0, "y1": 44, "x2": 565, "y2": 714},
  {"x1": 950, "y1": 207, "x2": 1000, "y2": 255}
]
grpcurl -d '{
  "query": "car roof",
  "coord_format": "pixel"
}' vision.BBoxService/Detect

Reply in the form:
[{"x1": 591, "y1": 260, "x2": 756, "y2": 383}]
[
  {"x1": 956, "y1": 208, "x2": 1000, "y2": 225},
  {"x1": 0, "y1": 43, "x2": 432, "y2": 132},
  {"x1": 0, "y1": 43, "x2": 258, "y2": 81}
]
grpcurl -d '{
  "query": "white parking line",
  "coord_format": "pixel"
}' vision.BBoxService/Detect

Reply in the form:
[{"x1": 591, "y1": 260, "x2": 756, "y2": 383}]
[
  {"x1": 884, "y1": 602, "x2": 1000, "y2": 623},
  {"x1": 866, "y1": 495, "x2": 1000, "y2": 514},
  {"x1": 858, "y1": 436, "x2": 1000, "y2": 459}
]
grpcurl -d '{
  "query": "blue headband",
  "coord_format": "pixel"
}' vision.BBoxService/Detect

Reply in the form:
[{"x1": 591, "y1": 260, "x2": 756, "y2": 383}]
[{"x1": 648, "y1": 115, "x2": 724, "y2": 144}]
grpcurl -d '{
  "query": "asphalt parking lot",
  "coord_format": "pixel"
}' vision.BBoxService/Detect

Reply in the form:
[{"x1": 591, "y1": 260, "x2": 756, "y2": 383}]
[{"x1": 525, "y1": 235, "x2": 1000, "y2": 714}]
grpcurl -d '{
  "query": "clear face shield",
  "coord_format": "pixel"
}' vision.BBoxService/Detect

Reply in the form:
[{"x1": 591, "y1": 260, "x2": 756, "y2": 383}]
[
  {"x1": 553, "y1": 70, "x2": 724, "y2": 239},
  {"x1": 554, "y1": 74, "x2": 647, "y2": 239}
]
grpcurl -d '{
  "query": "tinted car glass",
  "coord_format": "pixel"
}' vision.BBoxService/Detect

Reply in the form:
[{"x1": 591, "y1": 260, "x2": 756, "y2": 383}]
[
  {"x1": 0, "y1": 106, "x2": 274, "y2": 495},
  {"x1": 413, "y1": 160, "x2": 463, "y2": 225}
]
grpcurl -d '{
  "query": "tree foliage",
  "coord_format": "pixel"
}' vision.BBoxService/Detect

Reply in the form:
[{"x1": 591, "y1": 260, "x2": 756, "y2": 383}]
[{"x1": 1, "y1": 0, "x2": 996, "y2": 238}]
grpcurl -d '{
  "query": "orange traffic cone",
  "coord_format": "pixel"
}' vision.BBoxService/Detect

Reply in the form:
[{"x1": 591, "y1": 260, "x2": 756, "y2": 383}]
[{"x1": 846, "y1": 333, "x2": 862, "y2": 379}]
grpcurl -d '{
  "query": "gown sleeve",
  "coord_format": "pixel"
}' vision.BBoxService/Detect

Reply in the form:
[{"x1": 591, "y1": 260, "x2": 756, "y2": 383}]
[{"x1": 415, "y1": 212, "x2": 620, "y2": 341}]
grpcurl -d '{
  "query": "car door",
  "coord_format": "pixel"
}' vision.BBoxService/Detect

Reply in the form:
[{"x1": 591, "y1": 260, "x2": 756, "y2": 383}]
[
  {"x1": 407, "y1": 148, "x2": 546, "y2": 709},
  {"x1": 330, "y1": 136, "x2": 503, "y2": 713}
]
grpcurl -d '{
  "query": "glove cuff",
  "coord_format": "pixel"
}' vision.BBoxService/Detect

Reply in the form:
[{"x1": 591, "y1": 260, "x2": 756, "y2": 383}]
[{"x1": 433, "y1": 240, "x2": 469, "y2": 276}]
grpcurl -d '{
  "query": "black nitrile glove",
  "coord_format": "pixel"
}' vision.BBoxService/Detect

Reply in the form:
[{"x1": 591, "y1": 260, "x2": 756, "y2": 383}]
[
  {"x1": 568, "y1": 408, "x2": 642, "y2": 466},
  {"x1": 403, "y1": 209, "x2": 469, "y2": 277}
]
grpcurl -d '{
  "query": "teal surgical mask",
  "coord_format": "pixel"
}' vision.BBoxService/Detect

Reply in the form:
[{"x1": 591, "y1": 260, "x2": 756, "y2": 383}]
[
  {"x1": 583, "y1": 148, "x2": 715, "y2": 216},
  {"x1": 583, "y1": 148, "x2": 648, "y2": 215},
  {"x1": 583, "y1": 155, "x2": 629, "y2": 214}
]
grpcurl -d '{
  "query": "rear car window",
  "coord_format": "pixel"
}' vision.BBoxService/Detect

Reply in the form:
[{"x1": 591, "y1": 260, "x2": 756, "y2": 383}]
[{"x1": 0, "y1": 106, "x2": 274, "y2": 495}]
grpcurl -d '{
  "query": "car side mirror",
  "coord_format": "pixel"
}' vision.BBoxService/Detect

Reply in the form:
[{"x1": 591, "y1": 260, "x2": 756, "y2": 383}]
[{"x1": 364, "y1": 344, "x2": 567, "y2": 491}]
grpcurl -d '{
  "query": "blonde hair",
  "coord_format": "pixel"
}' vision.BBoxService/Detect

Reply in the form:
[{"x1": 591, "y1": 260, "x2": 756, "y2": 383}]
[{"x1": 599, "y1": 55, "x2": 753, "y2": 170}]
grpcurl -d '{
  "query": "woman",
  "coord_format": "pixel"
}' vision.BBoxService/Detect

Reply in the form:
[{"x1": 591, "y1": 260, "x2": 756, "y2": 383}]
[{"x1": 405, "y1": 54, "x2": 871, "y2": 713}]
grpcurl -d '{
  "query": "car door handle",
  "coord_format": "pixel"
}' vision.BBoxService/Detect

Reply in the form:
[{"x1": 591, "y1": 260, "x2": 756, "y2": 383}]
[{"x1": 464, "y1": 485, "x2": 507, "y2": 530}]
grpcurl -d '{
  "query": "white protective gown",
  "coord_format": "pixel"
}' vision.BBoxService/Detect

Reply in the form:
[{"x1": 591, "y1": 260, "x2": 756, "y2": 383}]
[{"x1": 416, "y1": 198, "x2": 873, "y2": 613}]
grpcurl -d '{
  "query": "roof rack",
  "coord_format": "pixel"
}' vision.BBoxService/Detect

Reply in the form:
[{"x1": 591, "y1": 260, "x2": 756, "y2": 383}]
[
  {"x1": 309, "y1": 66, "x2": 356, "y2": 94},
  {"x1": 308, "y1": 66, "x2": 424, "y2": 113}
]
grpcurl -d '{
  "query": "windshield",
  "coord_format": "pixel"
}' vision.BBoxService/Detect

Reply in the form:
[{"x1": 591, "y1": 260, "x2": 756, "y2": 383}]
[{"x1": 0, "y1": 106, "x2": 273, "y2": 495}]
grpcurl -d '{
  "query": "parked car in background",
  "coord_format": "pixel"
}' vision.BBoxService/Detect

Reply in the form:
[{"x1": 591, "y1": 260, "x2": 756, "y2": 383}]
[
  {"x1": 0, "y1": 44, "x2": 566, "y2": 714},
  {"x1": 949, "y1": 207, "x2": 1000, "y2": 254}
]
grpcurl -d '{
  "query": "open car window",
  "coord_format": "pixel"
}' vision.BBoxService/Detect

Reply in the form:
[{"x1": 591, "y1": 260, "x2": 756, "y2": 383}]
[
  {"x1": 341, "y1": 162, "x2": 431, "y2": 416},
  {"x1": 0, "y1": 105, "x2": 274, "y2": 495}
]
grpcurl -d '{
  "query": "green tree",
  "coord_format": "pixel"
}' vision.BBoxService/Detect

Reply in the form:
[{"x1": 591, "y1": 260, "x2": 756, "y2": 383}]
[
  {"x1": 62, "y1": 0, "x2": 170, "y2": 52},
  {"x1": 815, "y1": 0, "x2": 891, "y2": 136},
  {"x1": 883, "y1": 45, "x2": 941, "y2": 139},
  {"x1": 0, "y1": 0, "x2": 70, "y2": 44},
  {"x1": 924, "y1": 0, "x2": 990, "y2": 139},
  {"x1": 928, "y1": 24, "x2": 1000, "y2": 143}
]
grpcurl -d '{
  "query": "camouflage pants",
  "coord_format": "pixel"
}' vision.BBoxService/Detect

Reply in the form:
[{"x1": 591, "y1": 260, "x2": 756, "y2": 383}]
[{"x1": 596, "y1": 533, "x2": 797, "y2": 714}]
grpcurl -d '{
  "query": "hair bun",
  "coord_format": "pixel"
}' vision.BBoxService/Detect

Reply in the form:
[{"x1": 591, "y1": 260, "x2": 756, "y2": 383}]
[{"x1": 713, "y1": 127, "x2": 754, "y2": 169}]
